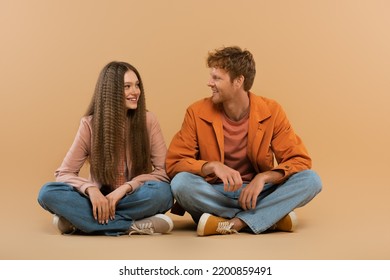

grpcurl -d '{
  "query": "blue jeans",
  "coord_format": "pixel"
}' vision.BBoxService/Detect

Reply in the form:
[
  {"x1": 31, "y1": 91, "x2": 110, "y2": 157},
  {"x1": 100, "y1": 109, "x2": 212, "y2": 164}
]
[
  {"x1": 37, "y1": 181, "x2": 173, "y2": 236},
  {"x1": 171, "y1": 170, "x2": 322, "y2": 234}
]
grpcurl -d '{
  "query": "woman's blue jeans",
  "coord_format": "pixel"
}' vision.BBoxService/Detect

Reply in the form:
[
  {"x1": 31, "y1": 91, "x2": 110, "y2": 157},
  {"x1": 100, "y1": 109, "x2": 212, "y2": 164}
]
[
  {"x1": 37, "y1": 181, "x2": 173, "y2": 236},
  {"x1": 171, "y1": 170, "x2": 322, "y2": 234}
]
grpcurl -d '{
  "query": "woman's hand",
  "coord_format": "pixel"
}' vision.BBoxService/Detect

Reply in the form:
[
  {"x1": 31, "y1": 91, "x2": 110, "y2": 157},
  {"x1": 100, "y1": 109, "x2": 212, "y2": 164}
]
[
  {"x1": 86, "y1": 186, "x2": 109, "y2": 224},
  {"x1": 105, "y1": 184, "x2": 131, "y2": 220}
]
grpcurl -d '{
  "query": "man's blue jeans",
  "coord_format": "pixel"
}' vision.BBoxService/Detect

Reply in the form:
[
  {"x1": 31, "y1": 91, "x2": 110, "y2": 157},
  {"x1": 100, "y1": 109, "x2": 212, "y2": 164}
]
[
  {"x1": 37, "y1": 181, "x2": 173, "y2": 236},
  {"x1": 171, "y1": 170, "x2": 322, "y2": 234}
]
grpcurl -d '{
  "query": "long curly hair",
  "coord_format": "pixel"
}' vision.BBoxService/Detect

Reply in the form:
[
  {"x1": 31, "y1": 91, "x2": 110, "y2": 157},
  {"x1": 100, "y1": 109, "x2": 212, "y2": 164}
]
[{"x1": 85, "y1": 61, "x2": 151, "y2": 188}]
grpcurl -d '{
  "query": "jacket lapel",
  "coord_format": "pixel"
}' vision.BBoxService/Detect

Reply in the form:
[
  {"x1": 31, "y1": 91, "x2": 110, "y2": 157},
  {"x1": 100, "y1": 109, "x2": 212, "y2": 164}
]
[
  {"x1": 247, "y1": 93, "x2": 271, "y2": 171},
  {"x1": 199, "y1": 102, "x2": 224, "y2": 161}
]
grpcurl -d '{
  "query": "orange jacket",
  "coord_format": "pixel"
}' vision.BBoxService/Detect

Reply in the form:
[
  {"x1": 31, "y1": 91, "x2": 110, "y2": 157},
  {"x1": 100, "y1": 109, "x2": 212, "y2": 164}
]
[{"x1": 166, "y1": 92, "x2": 312, "y2": 184}]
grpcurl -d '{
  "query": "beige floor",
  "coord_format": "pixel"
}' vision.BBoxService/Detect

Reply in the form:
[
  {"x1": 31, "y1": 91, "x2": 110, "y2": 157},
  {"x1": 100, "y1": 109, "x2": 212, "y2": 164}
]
[
  {"x1": 1, "y1": 172, "x2": 389, "y2": 260},
  {"x1": 1, "y1": 0, "x2": 389, "y2": 263}
]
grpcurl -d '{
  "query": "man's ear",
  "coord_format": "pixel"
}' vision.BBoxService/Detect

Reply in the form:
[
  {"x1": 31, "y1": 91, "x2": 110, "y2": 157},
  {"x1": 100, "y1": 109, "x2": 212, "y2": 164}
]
[{"x1": 234, "y1": 75, "x2": 245, "y2": 89}]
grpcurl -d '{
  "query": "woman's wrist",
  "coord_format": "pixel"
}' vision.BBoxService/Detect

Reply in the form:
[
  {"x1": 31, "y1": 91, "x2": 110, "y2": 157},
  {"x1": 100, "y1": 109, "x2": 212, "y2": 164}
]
[
  {"x1": 125, "y1": 182, "x2": 134, "y2": 194},
  {"x1": 85, "y1": 186, "x2": 98, "y2": 196}
]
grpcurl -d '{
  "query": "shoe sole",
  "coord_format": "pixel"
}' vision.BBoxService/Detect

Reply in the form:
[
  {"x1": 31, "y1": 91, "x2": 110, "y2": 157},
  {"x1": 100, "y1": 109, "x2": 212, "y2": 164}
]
[
  {"x1": 197, "y1": 213, "x2": 211, "y2": 236},
  {"x1": 52, "y1": 214, "x2": 77, "y2": 235},
  {"x1": 289, "y1": 211, "x2": 298, "y2": 232},
  {"x1": 52, "y1": 214, "x2": 60, "y2": 230},
  {"x1": 154, "y1": 214, "x2": 174, "y2": 233}
]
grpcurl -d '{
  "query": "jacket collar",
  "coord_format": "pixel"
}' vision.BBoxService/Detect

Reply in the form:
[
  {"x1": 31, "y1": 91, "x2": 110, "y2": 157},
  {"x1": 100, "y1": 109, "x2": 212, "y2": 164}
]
[
  {"x1": 196, "y1": 92, "x2": 272, "y2": 168},
  {"x1": 198, "y1": 92, "x2": 271, "y2": 123},
  {"x1": 248, "y1": 92, "x2": 271, "y2": 123}
]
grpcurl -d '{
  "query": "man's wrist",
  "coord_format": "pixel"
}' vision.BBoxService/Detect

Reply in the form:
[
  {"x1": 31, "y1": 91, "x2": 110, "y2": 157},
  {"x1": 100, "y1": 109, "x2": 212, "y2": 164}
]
[{"x1": 201, "y1": 161, "x2": 215, "y2": 176}]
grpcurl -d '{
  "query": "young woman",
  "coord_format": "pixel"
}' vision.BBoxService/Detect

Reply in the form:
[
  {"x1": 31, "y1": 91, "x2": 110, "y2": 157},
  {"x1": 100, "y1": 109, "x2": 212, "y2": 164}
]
[{"x1": 38, "y1": 61, "x2": 173, "y2": 236}]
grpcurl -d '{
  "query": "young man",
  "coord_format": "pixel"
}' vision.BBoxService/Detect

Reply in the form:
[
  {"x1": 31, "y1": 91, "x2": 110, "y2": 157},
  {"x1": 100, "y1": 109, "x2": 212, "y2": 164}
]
[{"x1": 166, "y1": 46, "x2": 322, "y2": 236}]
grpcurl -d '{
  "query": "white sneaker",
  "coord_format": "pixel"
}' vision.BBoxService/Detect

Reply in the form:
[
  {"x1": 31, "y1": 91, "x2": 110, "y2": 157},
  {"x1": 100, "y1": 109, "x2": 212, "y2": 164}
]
[
  {"x1": 53, "y1": 215, "x2": 77, "y2": 235},
  {"x1": 129, "y1": 214, "x2": 174, "y2": 235}
]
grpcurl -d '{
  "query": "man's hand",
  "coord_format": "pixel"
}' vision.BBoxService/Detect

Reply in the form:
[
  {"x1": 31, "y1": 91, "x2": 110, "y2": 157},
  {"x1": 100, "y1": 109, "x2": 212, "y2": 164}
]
[
  {"x1": 202, "y1": 161, "x2": 243, "y2": 192},
  {"x1": 239, "y1": 171, "x2": 284, "y2": 210},
  {"x1": 239, "y1": 175, "x2": 266, "y2": 210}
]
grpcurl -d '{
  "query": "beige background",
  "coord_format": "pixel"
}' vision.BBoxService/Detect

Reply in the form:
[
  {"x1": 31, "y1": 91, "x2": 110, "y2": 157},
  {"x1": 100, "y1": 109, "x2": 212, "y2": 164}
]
[{"x1": 1, "y1": 0, "x2": 389, "y2": 259}]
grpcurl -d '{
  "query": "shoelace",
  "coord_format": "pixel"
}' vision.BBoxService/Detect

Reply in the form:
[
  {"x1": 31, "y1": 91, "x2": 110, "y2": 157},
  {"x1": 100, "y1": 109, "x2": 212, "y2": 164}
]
[
  {"x1": 129, "y1": 222, "x2": 155, "y2": 235},
  {"x1": 216, "y1": 221, "x2": 238, "y2": 234},
  {"x1": 67, "y1": 226, "x2": 77, "y2": 235}
]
